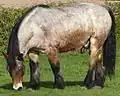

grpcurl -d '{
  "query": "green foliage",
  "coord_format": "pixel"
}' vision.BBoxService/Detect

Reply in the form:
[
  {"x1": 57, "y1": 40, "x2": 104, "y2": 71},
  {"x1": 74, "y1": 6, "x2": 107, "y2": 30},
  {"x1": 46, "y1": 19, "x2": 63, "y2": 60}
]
[
  {"x1": 0, "y1": 7, "x2": 27, "y2": 53},
  {"x1": 108, "y1": 3, "x2": 120, "y2": 40}
]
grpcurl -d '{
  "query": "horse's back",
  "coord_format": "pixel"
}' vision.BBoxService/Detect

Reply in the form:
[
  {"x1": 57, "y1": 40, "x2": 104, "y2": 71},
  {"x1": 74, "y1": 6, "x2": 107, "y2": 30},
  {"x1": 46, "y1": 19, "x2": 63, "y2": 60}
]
[
  {"x1": 30, "y1": 3, "x2": 111, "y2": 34},
  {"x1": 19, "y1": 3, "x2": 111, "y2": 34}
]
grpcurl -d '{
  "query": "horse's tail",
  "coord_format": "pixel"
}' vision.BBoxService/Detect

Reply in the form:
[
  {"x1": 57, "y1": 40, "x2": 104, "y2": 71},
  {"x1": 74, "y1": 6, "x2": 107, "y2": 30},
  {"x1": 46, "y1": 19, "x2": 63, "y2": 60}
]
[{"x1": 103, "y1": 6, "x2": 116, "y2": 78}]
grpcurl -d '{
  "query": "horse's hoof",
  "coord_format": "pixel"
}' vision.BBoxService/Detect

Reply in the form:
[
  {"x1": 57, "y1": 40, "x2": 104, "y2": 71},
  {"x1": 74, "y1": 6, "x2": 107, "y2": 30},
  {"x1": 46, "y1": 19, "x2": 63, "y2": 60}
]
[
  {"x1": 95, "y1": 70, "x2": 105, "y2": 88},
  {"x1": 53, "y1": 75, "x2": 65, "y2": 89},
  {"x1": 83, "y1": 82, "x2": 95, "y2": 89},
  {"x1": 53, "y1": 77, "x2": 65, "y2": 89},
  {"x1": 81, "y1": 86, "x2": 88, "y2": 90},
  {"x1": 53, "y1": 79, "x2": 65, "y2": 89},
  {"x1": 95, "y1": 83, "x2": 104, "y2": 89},
  {"x1": 53, "y1": 83, "x2": 65, "y2": 89},
  {"x1": 83, "y1": 85, "x2": 93, "y2": 89},
  {"x1": 93, "y1": 86, "x2": 102, "y2": 89},
  {"x1": 26, "y1": 83, "x2": 40, "y2": 90}
]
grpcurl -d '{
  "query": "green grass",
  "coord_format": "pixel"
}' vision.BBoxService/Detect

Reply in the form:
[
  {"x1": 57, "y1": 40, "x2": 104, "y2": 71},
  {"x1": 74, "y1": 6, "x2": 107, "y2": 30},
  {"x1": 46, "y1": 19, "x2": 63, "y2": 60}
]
[{"x1": 0, "y1": 49, "x2": 120, "y2": 96}]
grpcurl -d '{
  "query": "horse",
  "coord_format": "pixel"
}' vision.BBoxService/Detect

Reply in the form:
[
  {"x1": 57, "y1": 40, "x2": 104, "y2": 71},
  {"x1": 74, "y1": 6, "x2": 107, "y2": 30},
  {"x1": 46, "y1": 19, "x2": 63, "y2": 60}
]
[{"x1": 2, "y1": 3, "x2": 116, "y2": 90}]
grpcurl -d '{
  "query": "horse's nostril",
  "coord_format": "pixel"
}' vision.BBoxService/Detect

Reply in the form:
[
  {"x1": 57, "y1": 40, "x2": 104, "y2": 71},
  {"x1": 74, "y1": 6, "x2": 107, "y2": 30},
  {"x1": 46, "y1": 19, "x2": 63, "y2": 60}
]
[
  {"x1": 18, "y1": 87, "x2": 22, "y2": 91},
  {"x1": 13, "y1": 82, "x2": 23, "y2": 90},
  {"x1": 12, "y1": 87, "x2": 22, "y2": 91}
]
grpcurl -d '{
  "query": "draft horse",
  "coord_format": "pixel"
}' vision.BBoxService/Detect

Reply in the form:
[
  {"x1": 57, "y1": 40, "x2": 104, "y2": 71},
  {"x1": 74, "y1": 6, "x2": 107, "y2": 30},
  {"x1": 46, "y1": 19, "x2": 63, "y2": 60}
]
[{"x1": 3, "y1": 3, "x2": 116, "y2": 90}]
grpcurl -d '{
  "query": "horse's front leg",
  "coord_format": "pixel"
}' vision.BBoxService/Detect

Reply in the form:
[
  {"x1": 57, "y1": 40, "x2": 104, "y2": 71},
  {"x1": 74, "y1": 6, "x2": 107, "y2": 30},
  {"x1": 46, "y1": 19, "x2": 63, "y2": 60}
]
[
  {"x1": 84, "y1": 37, "x2": 105, "y2": 89},
  {"x1": 27, "y1": 51, "x2": 40, "y2": 90},
  {"x1": 48, "y1": 49, "x2": 65, "y2": 89}
]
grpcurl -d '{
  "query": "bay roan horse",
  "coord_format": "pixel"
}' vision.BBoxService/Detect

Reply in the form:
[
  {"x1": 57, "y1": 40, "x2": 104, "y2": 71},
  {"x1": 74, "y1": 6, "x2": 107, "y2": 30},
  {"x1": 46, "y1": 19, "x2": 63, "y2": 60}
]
[{"x1": 2, "y1": 3, "x2": 116, "y2": 90}]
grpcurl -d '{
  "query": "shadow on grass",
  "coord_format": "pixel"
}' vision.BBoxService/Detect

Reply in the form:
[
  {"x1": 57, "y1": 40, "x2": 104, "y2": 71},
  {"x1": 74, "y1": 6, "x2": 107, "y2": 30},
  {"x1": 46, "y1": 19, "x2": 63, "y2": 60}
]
[{"x1": 0, "y1": 81, "x2": 83, "y2": 90}]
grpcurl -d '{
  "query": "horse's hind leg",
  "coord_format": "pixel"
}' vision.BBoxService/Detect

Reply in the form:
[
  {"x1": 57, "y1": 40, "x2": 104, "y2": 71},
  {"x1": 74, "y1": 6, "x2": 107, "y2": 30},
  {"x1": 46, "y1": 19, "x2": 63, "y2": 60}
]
[
  {"x1": 27, "y1": 51, "x2": 40, "y2": 90},
  {"x1": 48, "y1": 48, "x2": 64, "y2": 89},
  {"x1": 84, "y1": 37, "x2": 105, "y2": 89}
]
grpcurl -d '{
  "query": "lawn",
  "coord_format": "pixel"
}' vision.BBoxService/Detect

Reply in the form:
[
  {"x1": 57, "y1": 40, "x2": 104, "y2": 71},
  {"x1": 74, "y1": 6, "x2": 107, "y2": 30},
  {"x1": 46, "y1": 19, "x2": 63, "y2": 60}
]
[
  {"x1": 0, "y1": 2, "x2": 120, "y2": 96},
  {"x1": 0, "y1": 50, "x2": 120, "y2": 96}
]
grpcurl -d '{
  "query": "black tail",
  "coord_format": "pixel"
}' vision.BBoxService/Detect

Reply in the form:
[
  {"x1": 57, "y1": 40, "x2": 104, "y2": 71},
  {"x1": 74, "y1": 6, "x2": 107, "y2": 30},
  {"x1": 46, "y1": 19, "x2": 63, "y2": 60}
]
[{"x1": 103, "y1": 6, "x2": 116, "y2": 78}]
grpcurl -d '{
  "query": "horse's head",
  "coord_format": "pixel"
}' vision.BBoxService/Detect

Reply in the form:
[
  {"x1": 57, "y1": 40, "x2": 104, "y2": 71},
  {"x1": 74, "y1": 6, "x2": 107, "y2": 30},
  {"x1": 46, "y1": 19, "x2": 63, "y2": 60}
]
[{"x1": 2, "y1": 52, "x2": 25, "y2": 90}]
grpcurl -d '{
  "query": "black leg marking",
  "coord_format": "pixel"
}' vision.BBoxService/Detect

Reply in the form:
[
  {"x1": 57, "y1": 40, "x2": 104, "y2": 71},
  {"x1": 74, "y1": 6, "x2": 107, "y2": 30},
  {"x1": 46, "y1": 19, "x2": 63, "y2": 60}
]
[
  {"x1": 83, "y1": 69, "x2": 95, "y2": 89},
  {"x1": 53, "y1": 72, "x2": 64, "y2": 89},
  {"x1": 49, "y1": 60, "x2": 65, "y2": 89},
  {"x1": 27, "y1": 59, "x2": 40, "y2": 90},
  {"x1": 95, "y1": 64, "x2": 105, "y2": 88}
]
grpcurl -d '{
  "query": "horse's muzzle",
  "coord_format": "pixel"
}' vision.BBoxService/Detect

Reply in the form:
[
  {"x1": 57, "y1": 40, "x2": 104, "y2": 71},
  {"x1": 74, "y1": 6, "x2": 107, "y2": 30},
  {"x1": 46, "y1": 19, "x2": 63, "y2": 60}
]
[{"x1": 13, "y1": 82, "x2": 23, "y2": 90}]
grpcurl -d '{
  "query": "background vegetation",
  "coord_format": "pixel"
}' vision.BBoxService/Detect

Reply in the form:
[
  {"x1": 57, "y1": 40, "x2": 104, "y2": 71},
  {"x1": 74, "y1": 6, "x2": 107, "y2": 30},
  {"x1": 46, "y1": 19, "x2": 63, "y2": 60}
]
[{"x1": 0, "y1": 2, "x2": 119, "y2": 96}]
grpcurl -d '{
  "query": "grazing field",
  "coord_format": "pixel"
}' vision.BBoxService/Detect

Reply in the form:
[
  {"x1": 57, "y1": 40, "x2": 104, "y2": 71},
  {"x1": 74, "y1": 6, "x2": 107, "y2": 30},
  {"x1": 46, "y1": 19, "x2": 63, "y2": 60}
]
[{"x1": 0, "y1": 2, "x2": 120, "y2": 96}]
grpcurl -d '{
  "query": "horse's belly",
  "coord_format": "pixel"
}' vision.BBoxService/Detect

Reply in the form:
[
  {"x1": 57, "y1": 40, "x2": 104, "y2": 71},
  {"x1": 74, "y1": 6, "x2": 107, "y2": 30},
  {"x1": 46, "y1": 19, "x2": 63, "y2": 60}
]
[
  {"x1": 57, "y1": 30, "x2": 92, "y2": 53},
  {"x1": 58, "y1": 42, "x2": 83, "y2": 53}
]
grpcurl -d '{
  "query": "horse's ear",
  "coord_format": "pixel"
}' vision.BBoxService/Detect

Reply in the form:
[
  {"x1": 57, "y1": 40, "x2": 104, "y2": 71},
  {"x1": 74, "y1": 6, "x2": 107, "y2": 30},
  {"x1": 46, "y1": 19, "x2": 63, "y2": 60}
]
[{"x1": 2, "y1": 51, "x2": 8, "y2": 60}]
